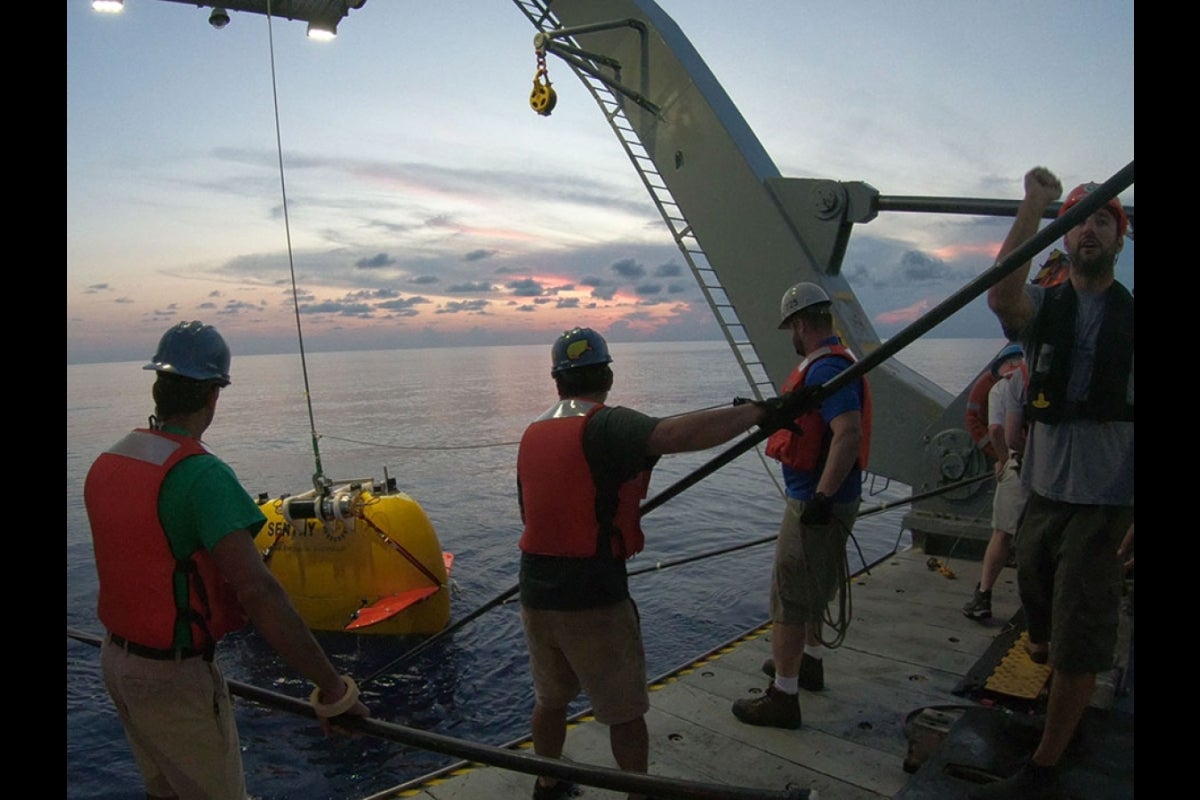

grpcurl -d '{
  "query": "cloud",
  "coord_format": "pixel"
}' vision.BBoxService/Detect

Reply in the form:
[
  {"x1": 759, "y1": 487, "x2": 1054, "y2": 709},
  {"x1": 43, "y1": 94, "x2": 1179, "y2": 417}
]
[
  {"x1": 436, "y1": 299, "x2": 490, "y2": 315},
  {"x1": 874, "y1": 298, "x2": 934, "y2": 326},
  {"x1": 219, "y1": 299, "x2": 266, "y2": 315},
  {"x1": 448, "y1": 281, "x2": 495, "y2": 293},
  {"x1": 581, "y1": 276, "x2": 618, "y2": 300},
  {"x1": 506, "y1": 278, "x2": 544, "y2": 297},
  {"x1": 931, "y1": 242, "x2": 999, "y2": 261},
  {"x1": 611, "y1": 258, "x2": 646, "y2": 279},
  {"x1": 346, "y1": 288, "x2": 399, "y2": 299},
  {"x1": 377, "y1": 295, "x2": 430, "y2": 311},
  {"x1": 896, "y1": 250, "x2": 956, "y2": 283},
  {"x1": 355, "y1": 253, "x2": 395, "y2": 269}
]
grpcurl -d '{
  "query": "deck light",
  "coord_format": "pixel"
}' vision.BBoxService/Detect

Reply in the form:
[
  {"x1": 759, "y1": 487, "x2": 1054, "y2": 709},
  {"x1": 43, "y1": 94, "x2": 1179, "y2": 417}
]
[
  {"x1": 91, "y1": 0, "x2": 123, "y2": 12},
  {"x1": 306, "y1": 17, "x2": 338, "y2": 40}
]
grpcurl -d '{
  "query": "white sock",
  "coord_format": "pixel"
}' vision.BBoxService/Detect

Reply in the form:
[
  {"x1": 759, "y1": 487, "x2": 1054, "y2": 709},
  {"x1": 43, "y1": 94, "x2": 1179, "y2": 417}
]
[
  {"x1": 774, "y1": 675, "x2": 799, "y2": 694},
  {"x1": 804, "y1": 645, "x2": 824, "y2": 661}
]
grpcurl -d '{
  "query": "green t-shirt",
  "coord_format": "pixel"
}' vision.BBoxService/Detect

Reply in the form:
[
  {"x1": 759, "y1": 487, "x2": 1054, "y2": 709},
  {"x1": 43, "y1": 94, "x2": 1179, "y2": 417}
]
[{"x1": 157, "y1": 431, "x2": 266, "y2": 647}]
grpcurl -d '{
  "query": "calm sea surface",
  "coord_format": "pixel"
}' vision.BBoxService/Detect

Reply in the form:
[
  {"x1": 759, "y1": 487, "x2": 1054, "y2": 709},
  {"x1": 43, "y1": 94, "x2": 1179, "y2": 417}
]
[{"x1": 66, "y1": 337, "x2": 1004, "y2": 800}]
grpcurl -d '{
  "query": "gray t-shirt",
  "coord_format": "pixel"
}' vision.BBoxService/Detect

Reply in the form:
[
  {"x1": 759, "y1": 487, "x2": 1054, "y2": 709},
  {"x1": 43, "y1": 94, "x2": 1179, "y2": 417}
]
[
  {"x1": 1018, "y1": 284, "x2": 1134, "y2": 506},
  {"x1": 987, "y1": 372, "x2": 1021, "y2": 459}
]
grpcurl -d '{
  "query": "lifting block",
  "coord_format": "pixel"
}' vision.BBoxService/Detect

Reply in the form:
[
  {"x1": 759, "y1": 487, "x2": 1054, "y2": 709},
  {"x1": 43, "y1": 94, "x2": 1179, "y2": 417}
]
[{"x1": 903, "y1": 708, "x2": 963, "y2": 774}]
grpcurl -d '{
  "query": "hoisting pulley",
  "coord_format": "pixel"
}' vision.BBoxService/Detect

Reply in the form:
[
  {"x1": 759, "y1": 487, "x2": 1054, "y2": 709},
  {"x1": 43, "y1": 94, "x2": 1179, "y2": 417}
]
[{"x1": 530, "y1": 48, "x2": 557, "y2": 116}]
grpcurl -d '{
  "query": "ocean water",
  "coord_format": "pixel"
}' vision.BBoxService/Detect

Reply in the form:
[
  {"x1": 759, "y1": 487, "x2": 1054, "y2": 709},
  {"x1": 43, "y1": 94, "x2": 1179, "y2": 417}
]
[{"x1": 66, "y1": 337, "x2": 1004, "y2": 800}]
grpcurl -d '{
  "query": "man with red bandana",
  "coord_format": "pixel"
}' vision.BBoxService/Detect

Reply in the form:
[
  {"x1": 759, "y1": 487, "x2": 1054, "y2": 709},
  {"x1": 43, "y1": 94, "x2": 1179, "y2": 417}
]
[{"x1": 975, "y1": 170, "x2": 1134, "y2": 799}]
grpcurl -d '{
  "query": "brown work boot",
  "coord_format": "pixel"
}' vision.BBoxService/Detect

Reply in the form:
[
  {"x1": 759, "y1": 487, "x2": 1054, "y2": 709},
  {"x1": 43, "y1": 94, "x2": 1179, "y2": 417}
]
[
  {"x1": 761, "y1": 656, "x2": 825, "y2": 691},
  {"x1": 962, "y1": 584, "x2": 993, "y2": 621},
  {"x1": 731, "y1": 684, "x2": 802, "y2": 729}
]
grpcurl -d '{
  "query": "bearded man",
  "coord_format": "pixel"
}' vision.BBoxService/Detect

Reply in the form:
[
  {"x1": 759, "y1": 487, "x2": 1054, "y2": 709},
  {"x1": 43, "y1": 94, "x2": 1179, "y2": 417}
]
[{"x1": 974, "y1": 169, "x2": 1134, "y2": 799}]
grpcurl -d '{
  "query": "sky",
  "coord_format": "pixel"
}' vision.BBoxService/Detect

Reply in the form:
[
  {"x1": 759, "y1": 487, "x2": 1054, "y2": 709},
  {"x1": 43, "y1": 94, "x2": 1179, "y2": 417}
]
[{"x1": 67, "y1": 1, "x2": 1134, "y2": 364}]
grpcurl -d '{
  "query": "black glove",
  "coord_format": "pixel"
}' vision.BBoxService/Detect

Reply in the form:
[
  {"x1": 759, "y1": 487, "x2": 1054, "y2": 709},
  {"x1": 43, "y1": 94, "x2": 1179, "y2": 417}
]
[
  {"x1": 781, "y1": 385, "x2": 821, "y2": 413},
  {"x1": 753, "y1": 395, "x2": 798, "y2": 433},
  {"x1": 800, "y1": 492, "x2": 833, "y2": 525},
  {"x1": 736, "y1": 386, "x2": 820, "y2": 433}
]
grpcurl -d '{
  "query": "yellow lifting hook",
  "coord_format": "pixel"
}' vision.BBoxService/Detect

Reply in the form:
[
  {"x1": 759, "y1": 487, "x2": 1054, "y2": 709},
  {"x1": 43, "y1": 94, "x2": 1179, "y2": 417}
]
[{"x1": 530, "y1": 48, "x2": 557, "y2": 116}]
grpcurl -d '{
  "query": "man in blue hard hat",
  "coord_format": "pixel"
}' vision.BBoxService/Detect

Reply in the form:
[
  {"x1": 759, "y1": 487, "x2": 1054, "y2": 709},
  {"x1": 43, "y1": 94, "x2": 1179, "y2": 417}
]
[
  {"x1": 962, "y1": 343, "x2": 1029, "y2": 622},
  {"x1": 516, "y1": 326, "x2": 803, "y2": 800},
  {"x1": 84, "y1": 320, "x2": 370, "y2": 800}
]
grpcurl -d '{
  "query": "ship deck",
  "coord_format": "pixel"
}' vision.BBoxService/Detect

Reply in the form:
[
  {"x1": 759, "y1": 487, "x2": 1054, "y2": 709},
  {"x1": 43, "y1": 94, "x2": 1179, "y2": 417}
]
[{"x1": 364, "y1": 547, "x2": 1133, "y2": 800}]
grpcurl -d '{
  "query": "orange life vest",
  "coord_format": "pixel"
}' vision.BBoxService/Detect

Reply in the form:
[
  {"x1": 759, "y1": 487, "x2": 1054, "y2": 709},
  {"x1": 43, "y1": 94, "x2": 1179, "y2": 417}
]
[
  {"x1": 85, "y1": 429, "x2": 247, "y2": 650},
  {"x1": 965, "y1": 371, "x2": 999, "y2": 460},
  {"x1": 517, "y1": 400, "x2": 648, "y2": 559},
  {"x1": 966, "y1": 361, "x2": 1029, "y2": 459},
  {"x1": 1031, "y1": 249, "x2": 1071, "y2": 288},
  {"x1": 764, "y1": 345, "x2": 871, "y2": 473}
]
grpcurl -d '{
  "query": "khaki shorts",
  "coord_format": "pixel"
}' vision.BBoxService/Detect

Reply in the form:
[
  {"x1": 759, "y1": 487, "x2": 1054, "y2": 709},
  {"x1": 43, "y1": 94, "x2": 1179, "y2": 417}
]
[
  {"x1": 520, "y1": 599, "x2": 649, "y2": 726},
  {"x1": 991, "y1": 457, "x2": 1029, "y2": 534},
  {"x1": 101, "y1": 637, "x2": 245, "y2": 800},
  {"x1": 769, "y1": 496, "x2": 858, "y2": 625}
]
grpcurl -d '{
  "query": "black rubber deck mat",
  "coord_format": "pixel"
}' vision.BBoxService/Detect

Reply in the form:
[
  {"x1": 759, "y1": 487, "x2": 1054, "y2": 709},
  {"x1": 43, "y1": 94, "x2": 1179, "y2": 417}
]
[{"x1": 895, "y1": 704, "x2": 1133, "y2": 799}]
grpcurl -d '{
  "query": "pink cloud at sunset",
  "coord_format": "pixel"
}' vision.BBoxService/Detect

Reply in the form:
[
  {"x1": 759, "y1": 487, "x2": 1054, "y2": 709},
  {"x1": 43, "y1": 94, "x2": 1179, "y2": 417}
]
[
  {"x1": 875, "y1": 299, "x2": 934, "y2": 327},
  {"x1": 930, "y1": 242, "x2": 1000, "y2": 261}
]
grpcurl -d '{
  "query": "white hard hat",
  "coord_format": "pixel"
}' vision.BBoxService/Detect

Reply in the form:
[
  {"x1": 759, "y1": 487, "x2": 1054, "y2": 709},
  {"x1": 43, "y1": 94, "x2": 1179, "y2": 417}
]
[{"x1": 778, "y1": 282, "x2": 831, "y2": 329}]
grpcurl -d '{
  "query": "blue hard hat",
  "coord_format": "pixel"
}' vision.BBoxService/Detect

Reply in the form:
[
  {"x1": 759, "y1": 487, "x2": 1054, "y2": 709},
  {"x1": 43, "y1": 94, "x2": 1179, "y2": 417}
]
[
  {"x1": 143, "y1": 321, "x2": 232, "y2": 386},
  {"x1": 989, "y1": 343, "x2": 1023, "y2": 378},
  {"x1": 551, "y1": 327, "x2": 612, "y2": 375}
]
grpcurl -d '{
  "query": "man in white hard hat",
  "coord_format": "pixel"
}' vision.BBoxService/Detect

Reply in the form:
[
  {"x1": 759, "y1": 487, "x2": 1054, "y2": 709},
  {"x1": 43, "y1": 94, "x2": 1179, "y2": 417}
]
[{"x1": 731, "y1": 283, "x2": 872, "y2": 730}]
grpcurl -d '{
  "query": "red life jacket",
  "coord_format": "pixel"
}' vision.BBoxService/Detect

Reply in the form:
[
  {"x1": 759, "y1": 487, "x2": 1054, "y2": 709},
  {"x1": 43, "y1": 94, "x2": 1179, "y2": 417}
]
[
  {"x1": 517, "y1": 400, "x2": 648, "y2": 559},
  {"x1": 764, "y1": 345, "x2": 872, "y2": 473},
  {"x1": 85, "y1": 429, "x2": 248, "y2": 650}
]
